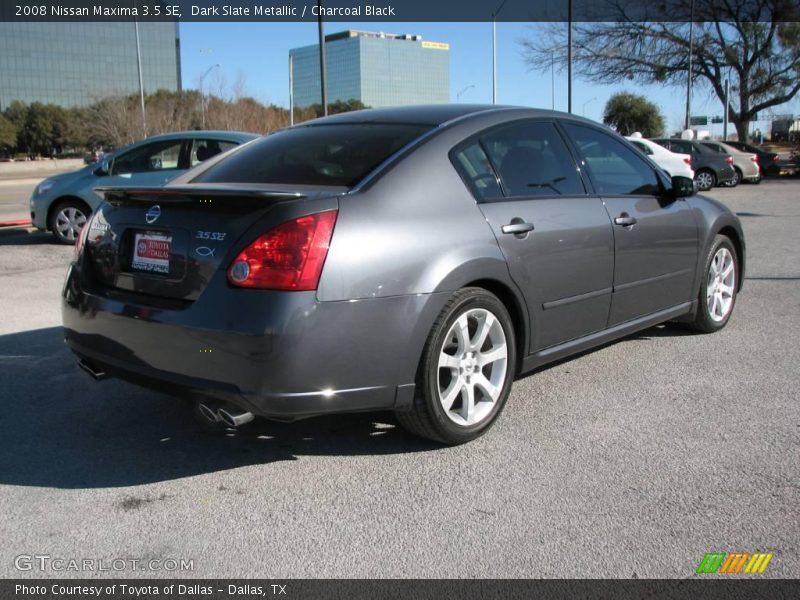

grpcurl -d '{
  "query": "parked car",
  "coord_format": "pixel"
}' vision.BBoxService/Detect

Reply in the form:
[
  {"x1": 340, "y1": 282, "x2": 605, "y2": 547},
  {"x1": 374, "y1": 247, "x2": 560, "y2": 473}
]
[
  {"x1": 651, "y1": 138, "x2": 737, "y2": 191},
  {"x1": 626, "y1": 134, "x2": 694, "y2": 179},
  {"x1": 724, "y1": 141, "x2": 781, "y2": 176},
  {"x1": 63, "y1": 105, "x2": 745, "y2": 444},
  {"x1": 700, "y1": 140, "x2": 761, "y2": 185},
  {"x1": 31, "y1": 131, "x2": 258, "y2": 244}
]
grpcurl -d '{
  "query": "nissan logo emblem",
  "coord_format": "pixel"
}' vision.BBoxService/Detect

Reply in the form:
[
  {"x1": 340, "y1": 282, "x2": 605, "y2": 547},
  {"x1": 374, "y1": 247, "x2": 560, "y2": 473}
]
[{"x1": 145, "y1": 205, "x2": 161, "y2": 224}]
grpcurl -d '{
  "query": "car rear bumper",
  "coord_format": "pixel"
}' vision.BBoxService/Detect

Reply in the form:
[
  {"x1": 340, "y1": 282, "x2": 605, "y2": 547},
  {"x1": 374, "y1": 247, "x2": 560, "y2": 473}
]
[{"x1": 62, "y1": 261, "x2": 447, "y2": 420}]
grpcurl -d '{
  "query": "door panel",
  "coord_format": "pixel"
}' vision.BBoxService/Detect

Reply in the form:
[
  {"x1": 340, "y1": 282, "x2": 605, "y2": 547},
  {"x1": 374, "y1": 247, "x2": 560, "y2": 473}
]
[
  {"x1": 562, "y1": 123, "x2": 699, "y2": 325},
  {"x1": 479, "y1": 198, "x2": 615, "y2": 351},
  {"x1": 452, "y1": 120, "x2": 615, "y2": 352},
  {"x1": 603, "y1": 196, "x2": 698, "y2": 324}
]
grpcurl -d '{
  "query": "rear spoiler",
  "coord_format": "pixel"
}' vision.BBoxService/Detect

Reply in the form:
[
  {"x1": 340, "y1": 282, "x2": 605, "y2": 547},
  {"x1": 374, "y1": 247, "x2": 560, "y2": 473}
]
[{"x1": 96, "y1": 186, "x2": 306, "y2": 205}]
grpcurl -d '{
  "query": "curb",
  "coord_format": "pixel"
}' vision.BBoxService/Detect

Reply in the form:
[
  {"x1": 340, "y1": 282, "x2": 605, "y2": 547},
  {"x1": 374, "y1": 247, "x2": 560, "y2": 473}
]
[{"x1": 0, "y1": 219, "x2": 33, "y2": 228}]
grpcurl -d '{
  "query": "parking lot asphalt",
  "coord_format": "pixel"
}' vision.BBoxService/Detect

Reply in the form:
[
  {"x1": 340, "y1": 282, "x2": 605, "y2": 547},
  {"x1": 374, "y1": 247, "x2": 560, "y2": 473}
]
[{"x1": 0, "y1": 180, "x2": 797, "y2": 579}]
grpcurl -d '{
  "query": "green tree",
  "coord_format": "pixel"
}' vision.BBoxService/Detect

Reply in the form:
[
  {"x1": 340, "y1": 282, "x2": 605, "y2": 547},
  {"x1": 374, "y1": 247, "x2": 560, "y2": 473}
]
[
  {"x1": 4, "y1": 101, "x2": 28, "y2": 151},
  {"x1": 602, "y1": 93, "x2": 665, "y2": 137},
  {"x1": 0, "y1": 113, "x2": 16, "y2": 152},
  {"x1": 299, "y1": 99, "x2": 368, "y2": 120},
  {"x1": 519, "y1": 1, "x2": 800, "y2": 141}
]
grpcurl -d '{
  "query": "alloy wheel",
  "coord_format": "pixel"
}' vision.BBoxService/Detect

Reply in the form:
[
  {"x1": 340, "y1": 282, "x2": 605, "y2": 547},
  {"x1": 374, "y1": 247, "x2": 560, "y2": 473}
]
[
  {"x1": 706, "y1": 247, "x2": 735, "y2": 322},
  {"x1": 437, "y1": 308, "x2": 508, "y2": 426},
  {"x1": 696, "y1": 171, "x2": 714, "y2": 191}
]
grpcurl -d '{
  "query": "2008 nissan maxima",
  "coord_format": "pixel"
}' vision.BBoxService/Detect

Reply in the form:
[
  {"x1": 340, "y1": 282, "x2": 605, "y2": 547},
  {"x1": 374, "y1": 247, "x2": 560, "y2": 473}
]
[{"x1": 62, "y1": 105, "x2": 745, "y2": 444}]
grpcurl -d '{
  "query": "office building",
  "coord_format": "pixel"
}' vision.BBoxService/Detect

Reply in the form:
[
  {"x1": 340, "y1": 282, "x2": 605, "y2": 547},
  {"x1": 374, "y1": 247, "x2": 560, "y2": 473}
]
[
  {"x1": 0, "y1": 22, "x2": 181, "y2": 109},
  {"x1": 290, "y1": 30, "x2": 449, "y2": 108}
]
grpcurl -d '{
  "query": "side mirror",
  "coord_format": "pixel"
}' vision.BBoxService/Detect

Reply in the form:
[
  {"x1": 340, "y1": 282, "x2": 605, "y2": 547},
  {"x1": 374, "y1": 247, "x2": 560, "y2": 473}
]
[{"x1": 671, "y1": 175, "x2": 696, "y2": 198}]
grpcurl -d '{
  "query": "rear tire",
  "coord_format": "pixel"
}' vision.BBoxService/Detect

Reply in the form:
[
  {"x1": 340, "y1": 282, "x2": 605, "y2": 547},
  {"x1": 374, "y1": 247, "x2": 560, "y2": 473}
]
[
  {"x1": 395, "y1": 287, "x2": 516, "y2": 445},
  {"x1": 687, "y1": 235, "x2": 739, "y2": 333},
  {"x1": 695, "y1": 169, "x2": 716, "y2": 191},
  {"x1": 49, "y1": 199, "x2": 90, "y2": 245}
]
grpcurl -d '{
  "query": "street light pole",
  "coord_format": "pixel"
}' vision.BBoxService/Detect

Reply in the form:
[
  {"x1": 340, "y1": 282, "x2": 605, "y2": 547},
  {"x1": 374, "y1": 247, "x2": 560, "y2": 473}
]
[
  {"x1": 567, "y1": 0, "x2": 573, "y2": 114},
  {"x1": 582, "y1": 97, "x2": 597, "y2": 117},
  {"x1": 199, "y1": 64, "x2": 220, "y2": 130},
  {"x1": 551, "y1": 50, "x2": 555, "y2": 110},
  {"x1": 456, "y1": 84, "x2": 476, "y2": 103},
  {"x1": 491, "y1": 0, "x2": 508, "y2": 105},
  {"x1": 289, "y1": 54, "x2": 294, "y2": 126},
  {"x1": 134, "y1": 18, "x2": 147, "y2": 136},
  {"x1": 723, "y1": 77, "x2": 730, "y2": 141}
]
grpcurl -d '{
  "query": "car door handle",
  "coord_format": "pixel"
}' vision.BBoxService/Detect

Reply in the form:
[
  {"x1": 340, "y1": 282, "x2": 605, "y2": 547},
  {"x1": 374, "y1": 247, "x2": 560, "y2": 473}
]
[
  {"x1": 501, "y1": 221, "x2": 535, "y2": 235},
  {"x1": 614, "y1": 214, "x2": 637, "y2": 227}
]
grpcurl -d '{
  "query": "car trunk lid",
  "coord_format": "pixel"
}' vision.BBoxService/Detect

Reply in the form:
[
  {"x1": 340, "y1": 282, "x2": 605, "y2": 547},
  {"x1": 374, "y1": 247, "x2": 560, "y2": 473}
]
[{"x1": 84, "y1": 185, "x2": 340, "y2": 302}]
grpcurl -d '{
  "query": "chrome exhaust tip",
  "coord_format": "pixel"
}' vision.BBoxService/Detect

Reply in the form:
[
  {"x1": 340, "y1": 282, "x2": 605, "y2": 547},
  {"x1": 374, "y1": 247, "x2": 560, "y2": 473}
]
[
  {"x1": 196, "y1": 401, "x2": 222, "y2": 425},
  {"x1": 217, "y1": 407, "x2": 255, "y2": 428}
]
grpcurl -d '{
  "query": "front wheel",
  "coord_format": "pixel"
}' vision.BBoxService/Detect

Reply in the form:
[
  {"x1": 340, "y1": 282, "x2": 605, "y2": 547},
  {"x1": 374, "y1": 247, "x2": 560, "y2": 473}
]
[
  {"x1": 395, "y1": 287, "x2": 516, "y2": 444},
  {"x1": 687, "y1": 235, "x2": 739, "y2": 333},
  {"x1": 49, "y1": 199, "x2": 90, "y2": 245}
]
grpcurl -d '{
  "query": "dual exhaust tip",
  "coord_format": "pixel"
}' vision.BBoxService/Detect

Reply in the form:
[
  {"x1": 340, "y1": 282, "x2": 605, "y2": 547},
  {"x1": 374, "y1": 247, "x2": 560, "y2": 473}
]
[{"x1": 197, "y1": 401, "x2": 255, "y2": 428}]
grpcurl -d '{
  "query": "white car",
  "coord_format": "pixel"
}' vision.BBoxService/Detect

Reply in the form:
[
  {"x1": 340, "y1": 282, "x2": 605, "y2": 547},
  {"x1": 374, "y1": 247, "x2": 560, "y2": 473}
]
[{"x1": 626, "y1": 133, "x2": 694, "y2": 179}]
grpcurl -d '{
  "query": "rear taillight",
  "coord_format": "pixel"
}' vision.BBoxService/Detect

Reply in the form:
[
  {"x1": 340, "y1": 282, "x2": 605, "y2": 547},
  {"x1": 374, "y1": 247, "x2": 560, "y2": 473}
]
[
  {"x1": 725, "y1": 156, "x2": 734, "y2": 165},
  {"x1": 750, "y1": 155, "x2": 758, "y2": 163},
  {"x1": 683, "y1": 157, "x2": 692, "y2": 167},
  {"x1": 227, "y1": 210, "x2": 338, "y2": 291}
]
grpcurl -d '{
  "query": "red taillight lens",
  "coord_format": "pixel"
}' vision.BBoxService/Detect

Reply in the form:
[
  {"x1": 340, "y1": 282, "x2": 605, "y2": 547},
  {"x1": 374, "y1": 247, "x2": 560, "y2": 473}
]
[
  {"x1": 683, "y1": 157, "x2": 692, "y2": 166},
  {"x1": 725, "y1": 156, "x2": 734, "y2": 165},
  {"x1": 751, "y1": 155, "x2": 758, "y2": 163},
  {"x1": 227, "y1": 210, "x2": 338, "y2": 291}
]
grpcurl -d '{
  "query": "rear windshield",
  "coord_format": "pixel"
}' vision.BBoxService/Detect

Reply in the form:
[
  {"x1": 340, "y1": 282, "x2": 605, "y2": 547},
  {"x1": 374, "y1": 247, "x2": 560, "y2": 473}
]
[{"x1": 192, "y1": 123, "x2": 433, "y2": 187}]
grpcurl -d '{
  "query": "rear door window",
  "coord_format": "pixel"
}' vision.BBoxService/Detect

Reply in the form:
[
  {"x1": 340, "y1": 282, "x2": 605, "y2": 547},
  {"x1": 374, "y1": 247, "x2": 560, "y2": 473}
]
[
  {"x1": 631, "y1": 140, "x2": 653, "y2": 155},
  {"x1": 190, "y1": 139, "x2": 238, "y2": 166},
  {"x1": 480, "y1": 121, "x2": 585, "y2": 197},
  {"x1": 112, "y1": 140, "x2": 185, "y2": 175}
]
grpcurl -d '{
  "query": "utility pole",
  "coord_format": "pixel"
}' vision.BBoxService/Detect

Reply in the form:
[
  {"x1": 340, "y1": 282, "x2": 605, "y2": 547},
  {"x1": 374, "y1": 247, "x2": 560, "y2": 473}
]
[
  {"x1": 551, "y1": 51, "x2": 555, "y2": 110},
  {"x1": 317, "y1": 0, "x2": 328, "y2": 116},
  {"x1": 684, "y1": 0, "x2": 695, "y2": 131}
]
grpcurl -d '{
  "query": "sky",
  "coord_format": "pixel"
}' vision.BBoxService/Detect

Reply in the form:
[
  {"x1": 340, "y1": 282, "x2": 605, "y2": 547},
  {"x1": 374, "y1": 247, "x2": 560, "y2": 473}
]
[{"x1": 178, "y1": 21, "x2": 796, "y2": 135}]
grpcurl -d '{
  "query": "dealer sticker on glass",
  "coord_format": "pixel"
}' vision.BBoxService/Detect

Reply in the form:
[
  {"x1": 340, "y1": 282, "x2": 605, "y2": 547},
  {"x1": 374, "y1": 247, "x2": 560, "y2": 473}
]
[{"x1": 132, "y1": 233, "x2": 172, "y2": 274}]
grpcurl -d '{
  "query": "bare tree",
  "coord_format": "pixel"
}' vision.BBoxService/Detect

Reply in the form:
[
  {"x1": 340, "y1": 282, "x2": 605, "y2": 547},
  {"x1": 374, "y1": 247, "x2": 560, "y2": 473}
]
[{"x1": 519, "y1": 0, "x2": 800, "y2": 141}]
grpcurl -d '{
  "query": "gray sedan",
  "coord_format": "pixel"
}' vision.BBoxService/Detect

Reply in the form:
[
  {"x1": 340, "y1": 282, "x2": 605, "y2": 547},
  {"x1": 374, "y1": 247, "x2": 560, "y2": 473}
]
[
  {"x1": 31, "y1": 131, "x2": 257, "y2": 243},
  {"x1": 62, "y1": 105, "x2": 744, "y2": 444}
]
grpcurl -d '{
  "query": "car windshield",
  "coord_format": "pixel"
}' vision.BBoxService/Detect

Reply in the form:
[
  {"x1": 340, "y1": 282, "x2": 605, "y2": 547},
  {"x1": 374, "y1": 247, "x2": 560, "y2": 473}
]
[{"x1": 193, "y1": 123, "x2": 433, "y2": 187}]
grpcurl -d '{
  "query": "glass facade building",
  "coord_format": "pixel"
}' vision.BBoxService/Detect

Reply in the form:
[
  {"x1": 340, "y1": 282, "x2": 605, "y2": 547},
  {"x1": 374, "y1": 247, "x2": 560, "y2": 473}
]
[
  {"x1": 290, "y1": 31, "x2": 449, "y2": 109},
  {"x1": 0, "y1": 22, "x2": 181, "y2": 109}
]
